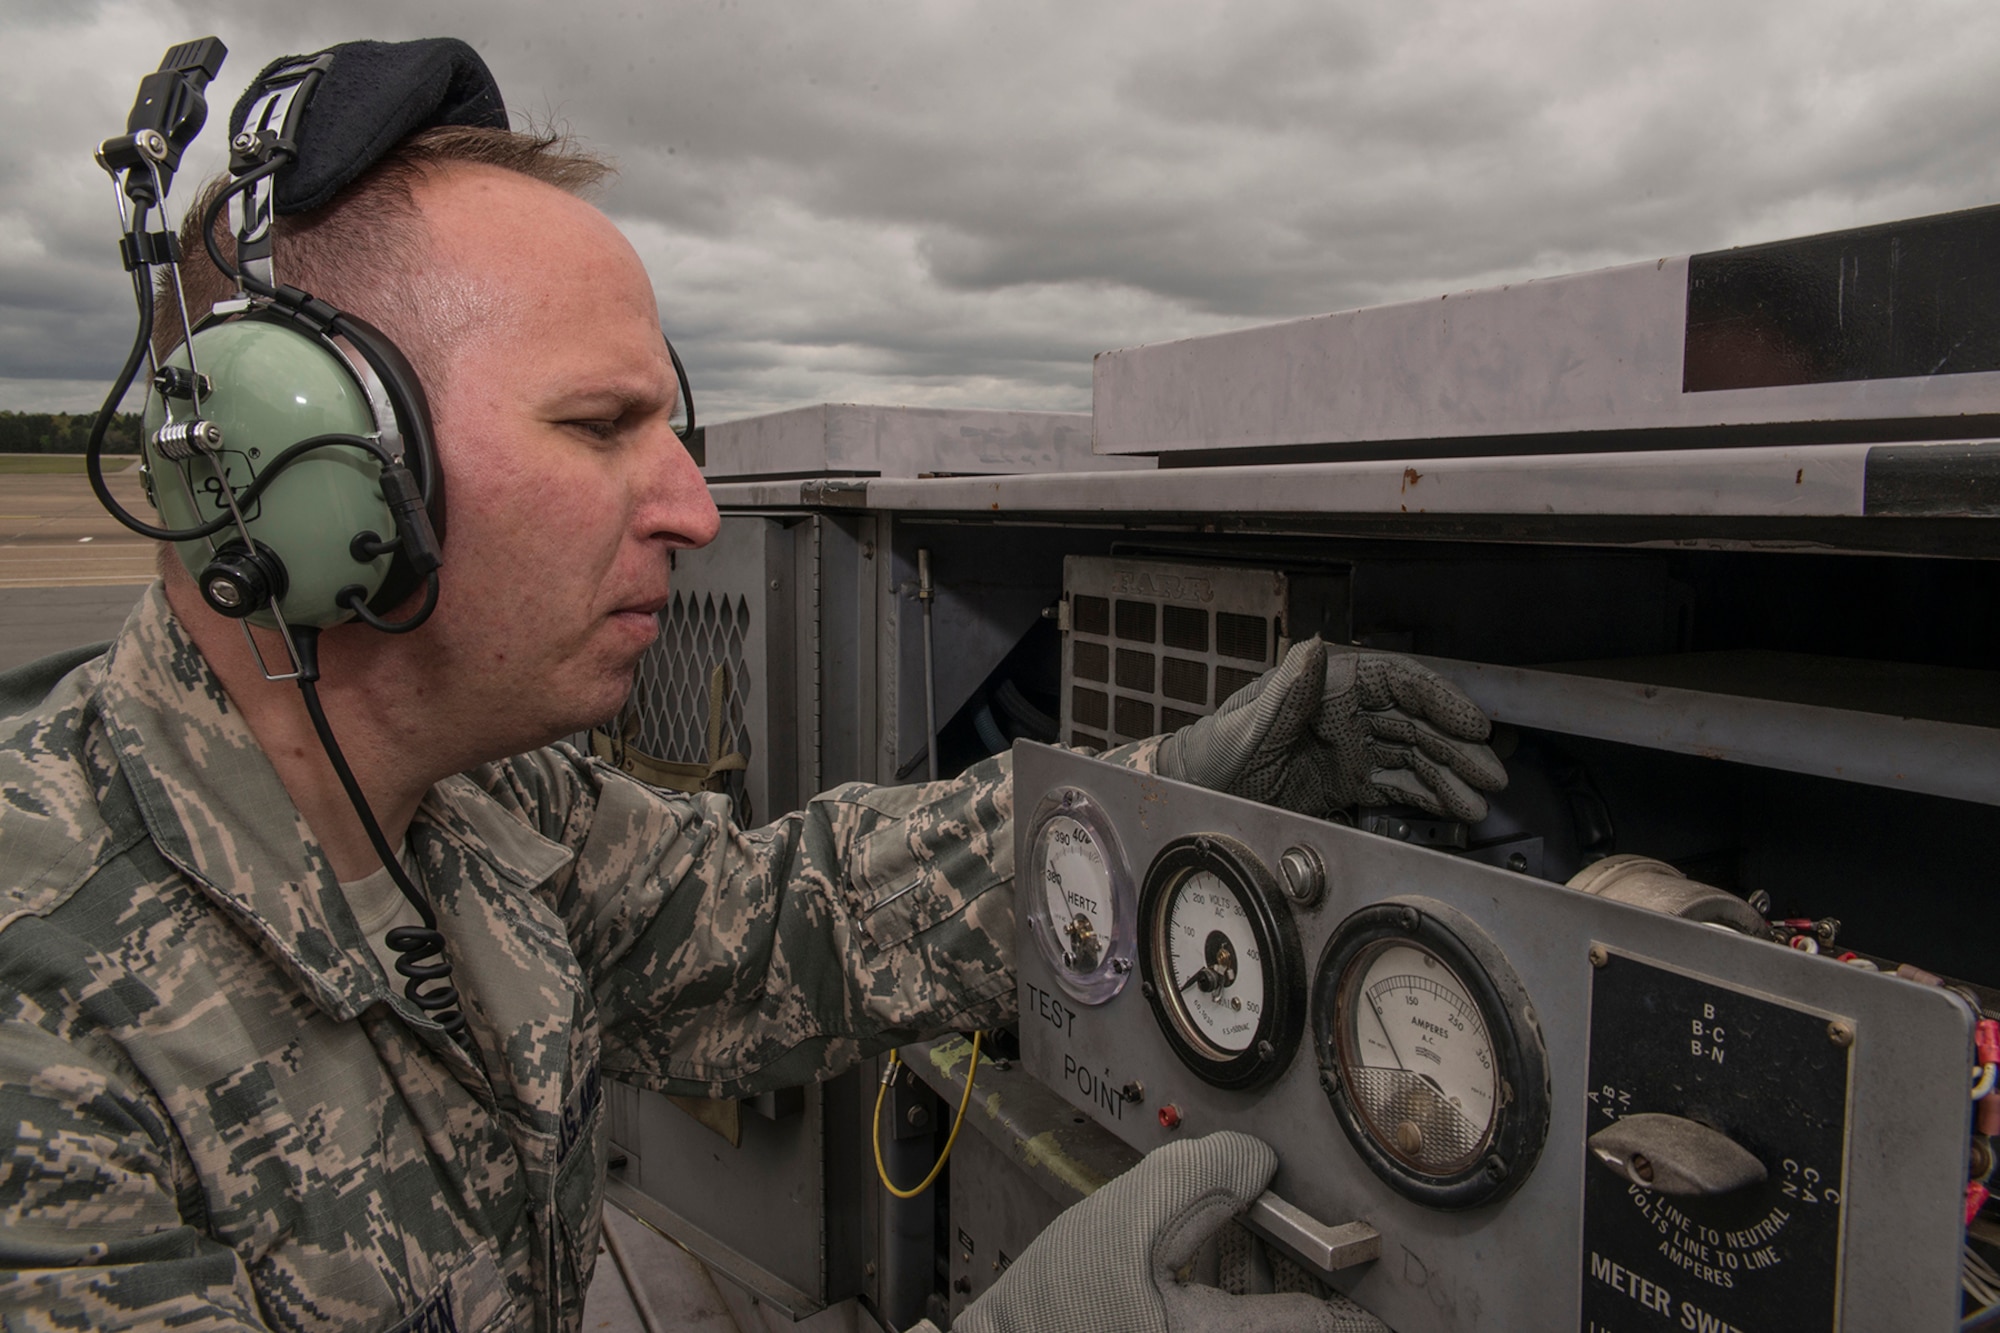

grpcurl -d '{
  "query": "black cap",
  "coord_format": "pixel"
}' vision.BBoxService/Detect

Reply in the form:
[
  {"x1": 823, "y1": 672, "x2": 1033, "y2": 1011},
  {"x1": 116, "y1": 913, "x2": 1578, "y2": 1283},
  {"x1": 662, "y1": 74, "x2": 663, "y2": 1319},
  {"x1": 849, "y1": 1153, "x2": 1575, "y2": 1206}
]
[{"x1": 229, "y1": 37, "x2": 507, "y2": 215}]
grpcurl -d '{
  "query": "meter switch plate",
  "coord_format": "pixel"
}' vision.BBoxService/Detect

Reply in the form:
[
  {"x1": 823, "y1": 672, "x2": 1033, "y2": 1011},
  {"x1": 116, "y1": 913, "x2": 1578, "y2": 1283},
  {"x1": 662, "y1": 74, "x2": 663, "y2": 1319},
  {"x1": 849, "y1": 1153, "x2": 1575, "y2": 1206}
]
[{"x1": 1581, "y1": 951, "x2": 1852, "y2": 1333}]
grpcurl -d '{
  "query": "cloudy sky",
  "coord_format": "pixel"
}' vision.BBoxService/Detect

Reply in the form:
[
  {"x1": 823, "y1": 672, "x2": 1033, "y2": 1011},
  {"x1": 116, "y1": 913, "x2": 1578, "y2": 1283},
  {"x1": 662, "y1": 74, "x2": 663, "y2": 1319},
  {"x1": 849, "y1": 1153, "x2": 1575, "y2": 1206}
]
[{"x1": 6, "y1": 0, "x2": 2000, "y2": 422}]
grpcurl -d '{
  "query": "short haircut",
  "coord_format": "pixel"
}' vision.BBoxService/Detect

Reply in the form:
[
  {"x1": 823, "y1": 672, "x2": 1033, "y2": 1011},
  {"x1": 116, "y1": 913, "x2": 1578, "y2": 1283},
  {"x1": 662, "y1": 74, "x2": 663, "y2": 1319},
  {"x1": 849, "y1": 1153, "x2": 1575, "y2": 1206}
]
[{"x1": 158, "y1": 125, "x2": 614, "y2": 387}]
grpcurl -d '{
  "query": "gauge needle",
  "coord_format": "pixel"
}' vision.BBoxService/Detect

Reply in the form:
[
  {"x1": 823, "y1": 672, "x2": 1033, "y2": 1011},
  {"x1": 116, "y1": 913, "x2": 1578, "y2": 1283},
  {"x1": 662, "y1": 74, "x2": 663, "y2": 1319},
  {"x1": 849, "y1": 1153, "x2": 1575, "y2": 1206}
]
[
  {"x1": 1181, "y1": 966, "x2": 1220, "y2": 994},
  {"x1": 1368, "y1": 984, "x2": 1448, "y2": 1088},
  {"x1": 1363, "y1": 993, "x2": 1455, "y2": 1098},
  {"x1": 1363, "y1": 991, "x2": 1413, "y2": 1073}
]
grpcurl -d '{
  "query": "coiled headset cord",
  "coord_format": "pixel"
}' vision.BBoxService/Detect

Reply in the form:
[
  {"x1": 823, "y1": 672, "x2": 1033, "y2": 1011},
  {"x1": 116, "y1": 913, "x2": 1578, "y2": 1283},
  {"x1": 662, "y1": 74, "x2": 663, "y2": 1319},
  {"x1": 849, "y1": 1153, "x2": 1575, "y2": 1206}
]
[{"x1": 291, "y1": 628, "x2": 475, "y2": 1053}]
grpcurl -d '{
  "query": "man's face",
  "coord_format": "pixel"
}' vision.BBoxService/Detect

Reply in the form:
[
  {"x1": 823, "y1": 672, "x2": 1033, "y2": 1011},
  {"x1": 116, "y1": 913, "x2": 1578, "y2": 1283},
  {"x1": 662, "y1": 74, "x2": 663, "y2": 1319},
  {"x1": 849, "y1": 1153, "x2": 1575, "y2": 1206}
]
[{"x1": 401, "y1": 166, "x2": 720, "y2": 753}]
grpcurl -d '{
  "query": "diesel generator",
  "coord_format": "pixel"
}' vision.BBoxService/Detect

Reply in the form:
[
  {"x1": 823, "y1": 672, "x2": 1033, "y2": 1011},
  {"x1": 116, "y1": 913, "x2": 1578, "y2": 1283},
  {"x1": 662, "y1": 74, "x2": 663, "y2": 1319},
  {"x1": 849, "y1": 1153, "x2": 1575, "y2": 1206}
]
[{"x1": 600, "y1": 203, "x2": 2000, "y2": 1333}]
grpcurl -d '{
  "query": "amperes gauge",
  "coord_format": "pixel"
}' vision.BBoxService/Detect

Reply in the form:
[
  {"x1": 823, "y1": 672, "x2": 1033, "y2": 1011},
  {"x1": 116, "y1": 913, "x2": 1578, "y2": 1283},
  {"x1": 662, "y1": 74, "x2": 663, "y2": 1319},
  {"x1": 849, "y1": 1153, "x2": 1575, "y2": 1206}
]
[
  {"x1": 1024, "y1": 788, "x2": 1136, "y2": 1004},
  {"x1": 1313, "y1": 898, "x2": 1550, "y2": 1209},
  {"x1": 1139, "y1": 835, "x2": 1304, "y2": 1090}
]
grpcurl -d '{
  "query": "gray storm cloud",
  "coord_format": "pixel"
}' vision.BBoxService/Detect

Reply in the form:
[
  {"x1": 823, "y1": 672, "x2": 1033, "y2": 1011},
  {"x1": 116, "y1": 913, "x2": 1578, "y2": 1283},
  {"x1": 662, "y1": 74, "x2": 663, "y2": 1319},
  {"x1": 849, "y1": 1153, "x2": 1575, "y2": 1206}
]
[{"x1": 6, "y1": 0, "x2": 2000, "y2": 418}]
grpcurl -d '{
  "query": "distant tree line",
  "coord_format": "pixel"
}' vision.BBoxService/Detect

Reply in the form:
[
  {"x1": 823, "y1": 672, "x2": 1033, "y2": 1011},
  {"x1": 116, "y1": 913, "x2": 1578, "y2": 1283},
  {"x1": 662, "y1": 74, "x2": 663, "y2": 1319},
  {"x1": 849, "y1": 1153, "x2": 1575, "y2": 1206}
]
[{"x1": 0, "y1": 411, "x2": 142, "y2": 454}]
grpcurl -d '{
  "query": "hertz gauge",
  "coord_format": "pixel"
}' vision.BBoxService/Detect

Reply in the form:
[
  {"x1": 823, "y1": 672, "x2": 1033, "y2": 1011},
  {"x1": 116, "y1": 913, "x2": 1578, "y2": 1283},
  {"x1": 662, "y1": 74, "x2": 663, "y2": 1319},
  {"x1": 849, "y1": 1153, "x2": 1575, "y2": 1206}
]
[
  {"x1": 1140, "y1": 835, "x2": 1304, "y2": 1090},
  {"x1": 1024, "y1": 789, "x2": 1136, "y2": 1004},
  {"x1": 1313, "y1": 898, "x2": 1550, "y2": 1209}
]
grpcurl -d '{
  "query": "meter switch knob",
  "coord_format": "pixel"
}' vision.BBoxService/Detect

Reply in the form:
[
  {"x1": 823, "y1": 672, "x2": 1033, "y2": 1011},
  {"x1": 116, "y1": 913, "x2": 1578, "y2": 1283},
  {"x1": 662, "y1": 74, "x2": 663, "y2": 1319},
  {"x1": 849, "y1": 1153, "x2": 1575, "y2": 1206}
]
[{"x1": 1587, "y1": 1113, "x2": 1766, "y2": 1197}]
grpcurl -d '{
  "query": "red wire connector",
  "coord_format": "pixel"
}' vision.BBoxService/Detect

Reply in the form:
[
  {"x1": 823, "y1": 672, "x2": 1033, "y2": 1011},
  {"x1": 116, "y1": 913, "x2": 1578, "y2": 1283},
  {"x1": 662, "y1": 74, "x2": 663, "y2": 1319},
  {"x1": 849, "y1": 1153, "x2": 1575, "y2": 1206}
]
[
  {"x1": 1968, "y1": 1181, "x2": 1991, "y2": 1228},
  {"x1": 1974, "y1": 1019, "x2": 2000, "y2": 1111}
]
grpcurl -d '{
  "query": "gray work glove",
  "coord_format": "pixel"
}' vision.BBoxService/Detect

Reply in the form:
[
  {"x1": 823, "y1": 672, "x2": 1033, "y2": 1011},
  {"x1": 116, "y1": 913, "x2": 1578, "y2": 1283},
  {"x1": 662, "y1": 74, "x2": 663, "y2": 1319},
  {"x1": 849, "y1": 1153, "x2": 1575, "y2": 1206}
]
[
  {"x1": 1155, "y1": 637, "x2": 1507, "y2": 823},
  {"x1": 939, "y1": 1130, "x2": 1385, "y2": 1333}
]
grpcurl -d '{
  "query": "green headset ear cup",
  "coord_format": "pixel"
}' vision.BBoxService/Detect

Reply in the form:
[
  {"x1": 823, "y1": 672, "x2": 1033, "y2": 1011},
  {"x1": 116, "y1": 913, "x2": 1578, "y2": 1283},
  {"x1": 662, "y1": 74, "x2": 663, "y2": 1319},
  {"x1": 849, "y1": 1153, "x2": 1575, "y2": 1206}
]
[
  {"x1": 330, "y1": 310, "x2": 446, "y2": 615},
  {"x1": 144, "y1": 319, "x2": 398, "y2": 629}
]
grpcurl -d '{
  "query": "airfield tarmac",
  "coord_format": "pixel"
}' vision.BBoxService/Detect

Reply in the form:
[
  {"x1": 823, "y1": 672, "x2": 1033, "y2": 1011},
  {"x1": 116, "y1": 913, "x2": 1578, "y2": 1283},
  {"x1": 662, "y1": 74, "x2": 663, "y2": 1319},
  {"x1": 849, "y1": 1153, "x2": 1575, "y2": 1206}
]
[{"x1": 0, "y1": 461, "x2": 151, "y2": 671}]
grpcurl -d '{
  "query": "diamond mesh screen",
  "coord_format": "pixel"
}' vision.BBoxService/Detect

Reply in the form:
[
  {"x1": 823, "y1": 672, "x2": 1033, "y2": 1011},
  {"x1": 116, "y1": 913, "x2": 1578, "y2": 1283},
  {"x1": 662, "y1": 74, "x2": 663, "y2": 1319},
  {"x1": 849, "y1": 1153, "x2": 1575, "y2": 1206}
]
[{"x1": 625, "y1": 590, "x2": 754, "y2": 801}]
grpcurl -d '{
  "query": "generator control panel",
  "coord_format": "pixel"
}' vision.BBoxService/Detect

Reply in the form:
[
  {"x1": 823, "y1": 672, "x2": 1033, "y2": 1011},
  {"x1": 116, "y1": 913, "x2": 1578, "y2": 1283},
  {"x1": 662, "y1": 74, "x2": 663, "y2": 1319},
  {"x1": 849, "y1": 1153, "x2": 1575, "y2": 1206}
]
[{"x1": 1015, "y1": 742, "x2": 1976, "y2": 1332}]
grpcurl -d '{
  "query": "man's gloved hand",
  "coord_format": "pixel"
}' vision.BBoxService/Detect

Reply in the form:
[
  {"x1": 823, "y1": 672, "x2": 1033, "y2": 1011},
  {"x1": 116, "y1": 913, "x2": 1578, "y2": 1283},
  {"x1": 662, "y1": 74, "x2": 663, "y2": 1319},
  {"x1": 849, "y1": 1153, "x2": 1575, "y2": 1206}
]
[
  {"x1": 936, "y1": 1130, "x2": 1386, "y2": 1333},
  {"x1": 1155, "y1": 637, "x2": 1507, "y2": 823}
]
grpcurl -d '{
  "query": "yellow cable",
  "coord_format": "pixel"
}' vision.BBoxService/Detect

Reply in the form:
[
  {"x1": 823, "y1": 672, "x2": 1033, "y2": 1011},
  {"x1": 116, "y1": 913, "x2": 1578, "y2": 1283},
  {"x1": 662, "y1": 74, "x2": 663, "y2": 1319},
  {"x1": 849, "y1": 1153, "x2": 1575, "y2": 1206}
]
[{"x1": 873, "y1": 1030, "x2": 982, "y2": 1200}]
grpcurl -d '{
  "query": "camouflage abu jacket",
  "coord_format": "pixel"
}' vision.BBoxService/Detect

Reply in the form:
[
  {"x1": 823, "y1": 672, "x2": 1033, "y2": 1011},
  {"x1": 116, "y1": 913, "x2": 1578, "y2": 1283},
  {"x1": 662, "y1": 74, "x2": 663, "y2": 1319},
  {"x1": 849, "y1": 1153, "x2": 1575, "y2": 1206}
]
[{"x1": 0, "y1": 585, "x2": 1050, "y2": 1332}]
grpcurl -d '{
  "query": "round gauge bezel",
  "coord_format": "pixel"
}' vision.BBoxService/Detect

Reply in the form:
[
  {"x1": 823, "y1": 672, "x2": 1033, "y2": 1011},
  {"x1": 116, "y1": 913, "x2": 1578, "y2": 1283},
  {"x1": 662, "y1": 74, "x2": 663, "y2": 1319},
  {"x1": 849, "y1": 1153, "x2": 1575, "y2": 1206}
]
[
  {"x1": 1139, "y1": 834, "x2": 1304, "y2": 1091},
  {"x1": 1312, "y1": 897, "x2": 1550, "y2": 1210},
  {"x1": 1024, "y1": 788, "x2": 1137, "y2": 1005}
]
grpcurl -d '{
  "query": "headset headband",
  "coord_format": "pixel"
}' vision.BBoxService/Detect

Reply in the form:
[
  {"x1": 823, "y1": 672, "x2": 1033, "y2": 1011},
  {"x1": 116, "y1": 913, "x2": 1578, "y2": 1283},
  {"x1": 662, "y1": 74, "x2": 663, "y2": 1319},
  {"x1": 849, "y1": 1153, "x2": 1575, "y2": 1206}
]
[
  {"x1": 229, "y1": 38, "x2": 507, "y2": 216},
  {"x1": 230, "y1": 55, "x2": 333, "y2": 292}
]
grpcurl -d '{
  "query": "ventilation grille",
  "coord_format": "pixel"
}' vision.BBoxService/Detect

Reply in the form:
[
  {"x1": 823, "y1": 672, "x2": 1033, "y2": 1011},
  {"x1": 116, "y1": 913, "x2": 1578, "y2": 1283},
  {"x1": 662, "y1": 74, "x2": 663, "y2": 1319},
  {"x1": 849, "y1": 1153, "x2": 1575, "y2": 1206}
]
[
  {"x1": 626, "y1": 591, "x2": 753, "y2": 794},
  {"x1": 1062, "y1": 558, "x2": 1283, "y2": 750}
]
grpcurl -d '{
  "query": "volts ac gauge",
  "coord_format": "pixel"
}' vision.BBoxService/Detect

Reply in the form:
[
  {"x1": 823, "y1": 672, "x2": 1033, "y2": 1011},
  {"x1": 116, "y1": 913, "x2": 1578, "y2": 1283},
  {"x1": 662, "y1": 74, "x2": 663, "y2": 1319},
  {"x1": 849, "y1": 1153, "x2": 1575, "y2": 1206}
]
[
  {"x1": 1139, "y1": 835, "x2": 1305, "y2": 1091},
  {"x1": 1312, "y1": 898, "x2": 1550, "y2": 1209},
  {"x1": 1024, "y1": 789, "x2": 1137, "y2": 1005}
]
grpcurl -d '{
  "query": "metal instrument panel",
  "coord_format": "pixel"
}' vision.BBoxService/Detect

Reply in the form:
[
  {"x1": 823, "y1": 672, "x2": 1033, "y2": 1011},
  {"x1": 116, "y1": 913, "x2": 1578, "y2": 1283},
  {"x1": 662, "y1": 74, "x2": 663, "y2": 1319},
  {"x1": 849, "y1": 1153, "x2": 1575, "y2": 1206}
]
[{"x1": 1013, "y1": 742, "x2": 1973, "y2": 1332}]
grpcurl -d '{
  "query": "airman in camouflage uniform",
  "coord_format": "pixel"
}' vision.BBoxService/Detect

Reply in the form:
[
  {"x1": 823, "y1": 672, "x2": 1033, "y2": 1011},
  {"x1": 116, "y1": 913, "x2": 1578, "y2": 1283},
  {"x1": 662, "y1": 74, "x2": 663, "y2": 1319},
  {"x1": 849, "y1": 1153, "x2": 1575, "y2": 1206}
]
[
  {"x1": 2, "y1": 62, "x2": 1098, "y2": 1320},
  {"x1": 0, "y1": 585, "x2": 1076, "y2": 1331},
  {"x1": 1, "y1": 40, "x2": 1504, "y2": 1333}
]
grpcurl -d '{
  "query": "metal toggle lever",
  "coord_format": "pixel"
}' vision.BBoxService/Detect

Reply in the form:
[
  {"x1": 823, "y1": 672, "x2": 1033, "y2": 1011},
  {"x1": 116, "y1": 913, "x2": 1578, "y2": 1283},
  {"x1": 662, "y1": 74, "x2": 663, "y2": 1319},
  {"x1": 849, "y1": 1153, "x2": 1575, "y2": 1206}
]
[
  {"x1": 1241, "y1": 1192, "x2": 1381, "y2": 1276},
  {"x1": 1588, "y1": 1112, "x2": 1767, "y2": 1197}
]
